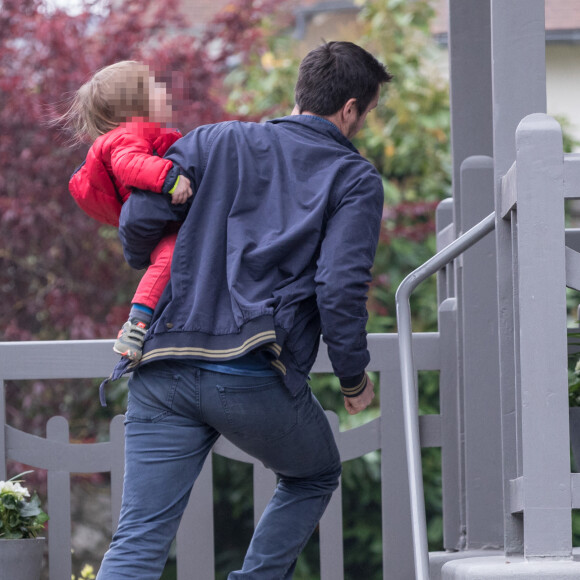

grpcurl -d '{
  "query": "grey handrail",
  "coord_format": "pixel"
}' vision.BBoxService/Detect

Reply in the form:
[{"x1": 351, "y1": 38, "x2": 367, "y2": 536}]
[{"x1": 395, "y1": 212, "x2": 496, "y2": 580}]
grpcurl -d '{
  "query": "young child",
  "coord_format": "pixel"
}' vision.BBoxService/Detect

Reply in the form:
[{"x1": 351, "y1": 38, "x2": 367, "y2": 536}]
[{"x1": 59, "y1": 61, "x2": 192, "y2": 362}]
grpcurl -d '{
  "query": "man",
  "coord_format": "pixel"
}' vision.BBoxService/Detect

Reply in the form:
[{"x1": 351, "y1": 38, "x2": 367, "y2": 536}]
[{"x1": 97, "y1": 41, "x2": 392, "y2": 579}]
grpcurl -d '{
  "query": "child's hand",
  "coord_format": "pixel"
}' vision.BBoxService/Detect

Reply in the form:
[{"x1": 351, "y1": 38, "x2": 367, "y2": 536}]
[{"x1": 171, "y1": 175, "x2": 193, "y2": 205}]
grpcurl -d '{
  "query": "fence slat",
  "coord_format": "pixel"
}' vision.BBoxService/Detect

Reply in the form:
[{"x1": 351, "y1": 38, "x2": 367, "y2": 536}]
[
  {"x1": 0, "y1": 381, "x2": 6, "y2": 481},
  {"x1": 253, "y1": 464, "x2": 277, "y2": 528},
  {"x1": 176, "y1": 453, "x2": 215, "y2": 580},
  {"x1": 109, "y1": 415, "x2": 125, "y2": 532},
  {"x1": 320, "y1": 411, "x2": 344, "y2": 580},
  {"x1": 380, "y1": 366, "x2": 416, "y2": 580},
  {"x1": 46, "y1": 417, "x2": 72, "y2": 580}
]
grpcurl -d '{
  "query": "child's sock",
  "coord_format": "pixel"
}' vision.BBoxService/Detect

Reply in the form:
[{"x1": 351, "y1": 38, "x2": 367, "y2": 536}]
[{"x1": 129, "y1": 303, "x2": 154, "y2": 327}]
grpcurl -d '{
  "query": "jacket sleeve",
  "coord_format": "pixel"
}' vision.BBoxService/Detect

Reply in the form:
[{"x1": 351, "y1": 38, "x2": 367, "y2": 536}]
[
  {"x1": 118, "y1": 191, "x2": 188, "y2": 269},
  {"x1": 315, "y1": 162, "x2": 383, "y2": 397},
  {"x1": 110, "y1": 132, "x2": 177, "y2": 193},
  {"x1": 118, "y1": 125, "x2": 218, "y2": 268}
]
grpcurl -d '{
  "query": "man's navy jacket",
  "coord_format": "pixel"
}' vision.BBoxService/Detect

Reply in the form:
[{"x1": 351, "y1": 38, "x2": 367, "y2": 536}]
[{"x1": 118, "y1": 114, "x2": 384, "y2": 397}]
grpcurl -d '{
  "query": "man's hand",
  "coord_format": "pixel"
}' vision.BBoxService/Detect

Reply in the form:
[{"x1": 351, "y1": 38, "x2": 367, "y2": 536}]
[
  {"x1": 344, "y1": 373, "x2": 375, "y2": 415},
  {"x1": 171, "y1": 175, "x2": 193, "y2": 205}
]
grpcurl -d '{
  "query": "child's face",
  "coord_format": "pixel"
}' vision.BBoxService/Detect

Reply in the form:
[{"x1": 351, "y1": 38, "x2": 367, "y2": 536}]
[{"x1": 149, "y1": 77, "x2": 173, "y2": 124}]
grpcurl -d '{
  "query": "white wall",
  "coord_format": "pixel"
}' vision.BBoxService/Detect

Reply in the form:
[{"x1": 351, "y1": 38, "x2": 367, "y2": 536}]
[
  {"x1": 546, "y1": 43, "x2": 580, "y2": 147},
  {"x1": 432, "y1": 42, "x2": 580, "y2": 149}
]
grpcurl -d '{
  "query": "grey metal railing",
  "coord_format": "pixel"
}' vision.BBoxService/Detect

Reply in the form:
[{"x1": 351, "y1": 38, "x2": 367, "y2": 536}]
[{"x1": 395, "y1": 212, "x2": 496, "y2": 580}]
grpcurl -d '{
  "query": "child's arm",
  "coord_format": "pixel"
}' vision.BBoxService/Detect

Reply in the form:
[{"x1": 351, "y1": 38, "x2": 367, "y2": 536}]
[
  {"x1": 110, "y1": 131, "x2": 187, "y2": 198},
  {"x1": 119, "y1": 190, "x2": 187, "y2": 270}
]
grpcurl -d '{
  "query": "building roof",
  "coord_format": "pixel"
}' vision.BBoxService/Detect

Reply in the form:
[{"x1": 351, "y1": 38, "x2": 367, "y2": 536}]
[
  {"x1": 185, "y1": 0, "x2": 580, "y2": 37},
  {"x1": 431, "y1": 0, "x2": 580, "y2": 36}
]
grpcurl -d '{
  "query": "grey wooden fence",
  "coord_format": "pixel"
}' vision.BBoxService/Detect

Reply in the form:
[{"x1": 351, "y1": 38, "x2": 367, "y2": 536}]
[
  {"x1": 0, "y1": 326, "x2": 453, "y2": 580},
  {"x1": 496, "y1": 113, "x2": 580, "y2": 559}
]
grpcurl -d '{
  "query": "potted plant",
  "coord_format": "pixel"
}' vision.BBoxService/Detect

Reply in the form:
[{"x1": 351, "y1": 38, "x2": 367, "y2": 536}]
[{"x1": 0, "y1": 471, "x2": 49, "y2": 580}]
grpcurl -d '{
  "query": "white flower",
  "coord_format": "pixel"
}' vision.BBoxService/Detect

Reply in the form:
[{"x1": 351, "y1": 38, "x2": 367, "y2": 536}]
[{"x1": 0, "y1": 480, "x2": 30, "y2": 500}]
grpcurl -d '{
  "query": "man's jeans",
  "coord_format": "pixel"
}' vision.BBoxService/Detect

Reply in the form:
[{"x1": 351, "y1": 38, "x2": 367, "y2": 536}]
[{"x1": 96, "y1": 360, "x2": 342, "y2": 580}]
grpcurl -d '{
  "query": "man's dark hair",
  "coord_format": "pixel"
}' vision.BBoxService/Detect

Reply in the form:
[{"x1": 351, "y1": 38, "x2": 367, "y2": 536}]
[{"x1": 295, "y1": 41, "x2": 393, "y2": 117}]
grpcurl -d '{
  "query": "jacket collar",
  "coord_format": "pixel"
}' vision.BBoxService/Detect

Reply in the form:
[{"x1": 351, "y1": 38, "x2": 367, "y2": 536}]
[{"x1": 268, "y1": 114, "x2": 360, "y2": 154}]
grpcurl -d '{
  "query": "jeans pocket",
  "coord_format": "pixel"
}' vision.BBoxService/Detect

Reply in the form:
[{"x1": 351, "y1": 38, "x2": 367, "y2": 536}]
[
  {"x1": 216, "y1": 377, "x2": 298, "y2": 441},
  {"x1": 125, "y1": 364, "x2": 180, "y2": 423}
]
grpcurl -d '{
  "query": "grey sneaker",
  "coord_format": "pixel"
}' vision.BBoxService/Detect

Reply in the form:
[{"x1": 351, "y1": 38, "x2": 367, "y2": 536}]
[{"x1": 113, "y1": 319, "x2": 148, "y2": 361}]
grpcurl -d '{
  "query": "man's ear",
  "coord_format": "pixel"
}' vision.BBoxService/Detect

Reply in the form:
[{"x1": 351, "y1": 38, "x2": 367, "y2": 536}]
[{"x1": 342, "y1": 98, "x2": 358, "y2": 121}]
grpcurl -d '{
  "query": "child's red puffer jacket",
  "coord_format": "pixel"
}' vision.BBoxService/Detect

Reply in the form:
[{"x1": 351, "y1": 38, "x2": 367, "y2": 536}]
[{"x1": 69, "y1": 119, "x2": 181, "y2": 227}]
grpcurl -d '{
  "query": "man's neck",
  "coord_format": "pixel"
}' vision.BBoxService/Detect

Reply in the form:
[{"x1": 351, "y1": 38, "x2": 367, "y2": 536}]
[{"x1": 292, "y1": 108, "x2": 345, "y2": 137}]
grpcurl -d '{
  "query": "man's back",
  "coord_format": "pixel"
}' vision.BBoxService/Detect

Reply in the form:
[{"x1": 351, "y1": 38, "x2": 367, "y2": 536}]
[{"x1": 120, "y1": 114, "x2": 383, "y2": 394}]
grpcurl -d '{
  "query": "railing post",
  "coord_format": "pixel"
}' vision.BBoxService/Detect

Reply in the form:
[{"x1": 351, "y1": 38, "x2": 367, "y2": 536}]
[
  {"x1": 490, "y1": 0, "x2": 548, "y2": 556},
  {"x1": 448, "y1": 0, "x2": 494, "y2": 236},
  {"x1": 512, "y1": 113, "x2": 571, "y2": 558},
  {"x1": 458, "y1": 156, "x2": 503, "y2": 550},
  {"x1": 438, "y1": 296, "x2": 462, "y2": 550}
]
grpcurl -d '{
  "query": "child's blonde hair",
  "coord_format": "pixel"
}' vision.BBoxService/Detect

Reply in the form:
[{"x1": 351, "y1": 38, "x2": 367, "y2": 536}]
[{"x1": 59, "y1": 61, "x2": 154, "y2": 144}]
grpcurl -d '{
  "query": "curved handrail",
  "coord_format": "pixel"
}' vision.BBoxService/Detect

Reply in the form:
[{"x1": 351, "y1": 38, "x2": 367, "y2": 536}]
[{"x1": 395, "y1": 212, "x2": 496, "y2": 580}]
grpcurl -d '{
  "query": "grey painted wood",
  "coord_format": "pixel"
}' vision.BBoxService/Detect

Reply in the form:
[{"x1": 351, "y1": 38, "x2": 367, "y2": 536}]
[
  {"x1": 339, "y1": 417, "x2": 380, "y2": 461},
  {"x1": 177, "y1": 453, "x2": 215, "y2": 579},
  {"x1": 509, "y1": 477, "x2": 524, "y2": 514},
  {"x1": 436, "y1": 201, "x2": 459, "y2": 553},
  {"x1": 490, "y1": 0, "x2": 547, "y2": 556},
  {"x1": 459, "y1": 157, "x2": 503, "y2": 550},
  {"x1": 252, "y1": 464, "x2": 277, "y2": 529},
  {"x1": 380, "y1": 352, "x2": 416, "y2": 580},
  {"x1": 565, "y1": 247, "x2": 580, "y2": 292},
  {"x1": 0, "y1": 382, "x2": 6, "y2": 481},
  {"x1": 313, "y1": 332, "x2": 442, "y2": 373},
  {"x1": 448, "y1": 0, "x2": 493, "y2": 235},
  {"x1": 513, "y1": 114, "x2": 571, "y2": 558},
  {"x1": 437, "y1": 199, "x2": 454, "y2": 241},
  {"x1": 565, "y1": 230, "x2": 580, "y2": 252},
  {"x1": 0, "y1": 339, "x2": 118, "y2": 379},
  {"x1": 46, "y1": 417, "x2": 72, "y2": 580},
  {"x1": 109, "y1": 415, "x2": 125, "y2": 532},
  {"x1": 436, "y1": 198, "x2": 455, "y2": 305},
  {"x1": 572, "y1": 474, "x2": 580, "y2": 509},
  {"x1": 5, "y1": 424, "x2": 121, "y2": 472},
  {"x1": 320, "y1": 411, "x2": 344, "y2": 580},
  {"x1": 420, "y1": 415, "x2": 442, "y2": 448},
  {"x1": 500, "y1": 162, "x2": 517, "y2": 218},
  {"x1": 564, "y1": 154, "x2": 580, "y2": 199},
  {"x1": 0, "y1": 332, "x2": 447, "y2": 579},
  {"x1": 438, "y1": 297, "x2": 463, "y2": 550}
]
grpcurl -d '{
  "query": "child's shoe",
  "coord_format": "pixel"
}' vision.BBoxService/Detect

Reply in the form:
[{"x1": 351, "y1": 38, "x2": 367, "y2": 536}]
[{"x1": 113, "y1": 319, "x2": 148, "y2": 362}]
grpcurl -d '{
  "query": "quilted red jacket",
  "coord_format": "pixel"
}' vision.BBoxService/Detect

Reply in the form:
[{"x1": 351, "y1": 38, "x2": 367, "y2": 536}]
[{"x1": 69, "y1": 119, "x2": 182, "y2": 227}]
